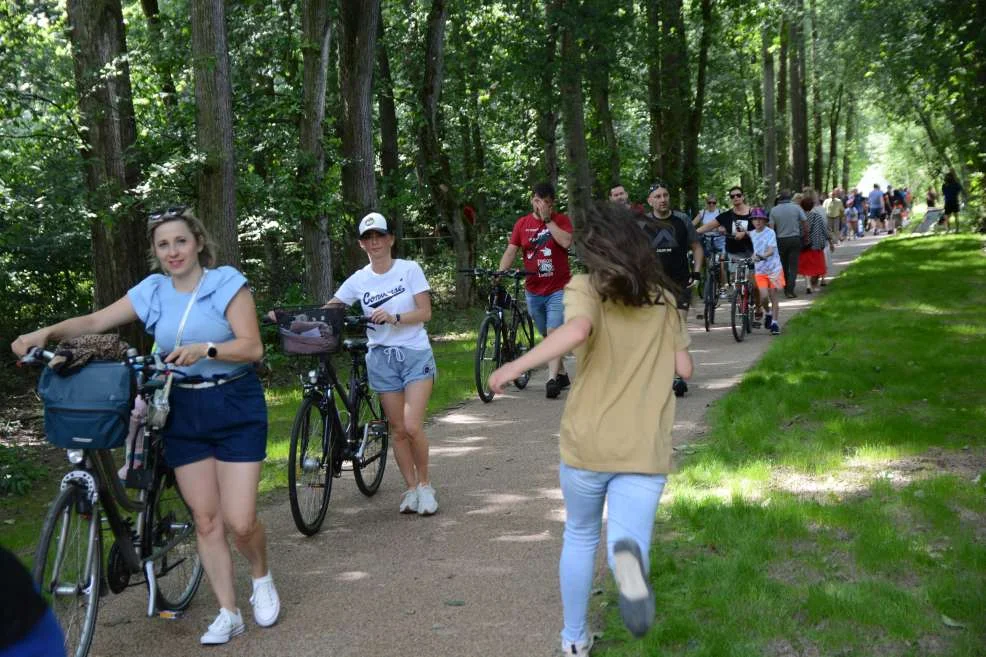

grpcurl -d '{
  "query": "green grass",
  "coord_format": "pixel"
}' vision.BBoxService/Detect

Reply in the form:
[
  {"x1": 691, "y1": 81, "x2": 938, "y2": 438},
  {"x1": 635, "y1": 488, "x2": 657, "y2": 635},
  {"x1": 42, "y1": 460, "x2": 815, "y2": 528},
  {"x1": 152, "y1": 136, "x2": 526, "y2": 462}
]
[{"x1": 596, "y1": 234, "x2": 986, "y2": 656}]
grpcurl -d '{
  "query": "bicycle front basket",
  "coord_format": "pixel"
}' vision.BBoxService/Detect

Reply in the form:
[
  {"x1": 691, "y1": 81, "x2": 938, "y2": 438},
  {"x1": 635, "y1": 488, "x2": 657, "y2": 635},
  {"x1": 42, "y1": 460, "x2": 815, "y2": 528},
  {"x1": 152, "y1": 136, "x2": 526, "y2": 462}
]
[
  {"x1": 37, "y1": 361, "x2": 133, "y2": 449},
  {"x1": 276, "y1": 306, "x2": 345, "y2": 356}
]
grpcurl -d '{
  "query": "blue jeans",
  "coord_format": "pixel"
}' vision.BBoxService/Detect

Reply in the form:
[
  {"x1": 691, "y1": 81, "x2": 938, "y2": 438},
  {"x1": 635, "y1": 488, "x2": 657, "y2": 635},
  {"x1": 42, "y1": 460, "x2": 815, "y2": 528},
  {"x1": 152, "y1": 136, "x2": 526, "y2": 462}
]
[
  {"x1": 525, "y1": 289, "x2": 565, "y2": 337},
  {"x1": 558, "y1": 462, "x2": 667, "y2": 646}
]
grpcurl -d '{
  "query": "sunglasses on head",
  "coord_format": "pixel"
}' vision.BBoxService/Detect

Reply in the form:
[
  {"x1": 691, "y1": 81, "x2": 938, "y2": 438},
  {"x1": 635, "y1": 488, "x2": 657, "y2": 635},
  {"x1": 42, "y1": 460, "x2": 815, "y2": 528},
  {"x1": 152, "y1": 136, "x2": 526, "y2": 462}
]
[{"x1": 147, "y1": 206, "x2": 188, "y2": 227}]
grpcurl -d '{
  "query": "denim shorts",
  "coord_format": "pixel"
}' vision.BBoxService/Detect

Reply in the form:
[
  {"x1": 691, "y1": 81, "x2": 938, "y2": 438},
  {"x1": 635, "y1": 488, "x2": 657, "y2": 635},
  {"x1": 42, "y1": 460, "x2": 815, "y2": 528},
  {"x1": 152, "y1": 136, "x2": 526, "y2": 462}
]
[
  {"x1": 366, "y1": 346, "x2": 437, "y2": 393},
  {"x1": 163, "y1": 371, "x2": 268, "y2": 468},
  {"x1": 525, "y1": 289, "x2": 565, "y2": 337}
]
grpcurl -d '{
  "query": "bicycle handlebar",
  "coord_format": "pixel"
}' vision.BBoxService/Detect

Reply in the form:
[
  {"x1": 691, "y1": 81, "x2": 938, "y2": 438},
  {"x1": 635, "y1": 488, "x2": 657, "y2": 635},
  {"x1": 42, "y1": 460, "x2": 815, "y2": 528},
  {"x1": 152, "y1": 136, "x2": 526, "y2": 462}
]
[
  {"x1": 18, "y1": 345, "x2": 183, "y2": 379},
  {"x1": 457, "y1": 268, "x2": 532, "y2": 279}
]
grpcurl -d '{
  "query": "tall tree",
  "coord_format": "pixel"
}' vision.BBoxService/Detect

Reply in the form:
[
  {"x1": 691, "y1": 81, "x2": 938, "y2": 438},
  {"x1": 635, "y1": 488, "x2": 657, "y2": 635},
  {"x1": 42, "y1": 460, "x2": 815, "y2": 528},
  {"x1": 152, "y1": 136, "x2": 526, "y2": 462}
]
[
  {"x1": 682, "y1": 0, "x2": 714, "y2": 214},
  {"x1": 339, "y1": 0, "x2": 380, "y2": 227},
  {"x1": 534, "y1": 0, "x2": 560, "y2": 189},
  {"x1": 646, "y1": 1, "x2": 663, "y2": 183},
  {"x1": 659, "y1": 0, "x2": 690, "y2": 204},
  {"x1": 762, "y1": 23, "x2": 777, "y2": 205},
  {"x1": 584, "y1": 0, "x2": 620, "y2": 192},
  {"x1": 776, "y1": 14, "x2": 790, "y2": 189},
  {"x1": 840, "y1": 96, "x2": 854, "y2": 191},
  {"x1": 825, "y1": 84, "x2": 843, "y2": 191},
  {"x1": 788, "y1": 0, "x2": 809, "y2": 190},
  {"x1": 554, "y1": 0, "x2": 593, "y2": 224},
  {"x1": 190, "y1": 0, "x2": 239, "y2": 266},
  {"x1": 417, "y1": 0, "x2": 475, "y2": 306},
  {"x1": 65, "y1": 0, "x2": 147, "y2": 330},
  {"x1": 376, "y1": 14, "x2": 401, "y2": 246},
  {"x1": 809, "y1": 0, "x2": 822, "y2": 192},
  {"x1": 297, "y1": 0, "x2": 334, "y2": 300}
]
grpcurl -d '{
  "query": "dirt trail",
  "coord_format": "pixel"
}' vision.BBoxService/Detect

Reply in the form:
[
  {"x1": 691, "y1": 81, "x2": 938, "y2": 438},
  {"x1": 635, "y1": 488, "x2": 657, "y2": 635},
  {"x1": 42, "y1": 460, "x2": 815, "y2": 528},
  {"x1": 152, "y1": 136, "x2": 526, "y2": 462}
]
[{"x1": 88, "y1": 237, "x2": 878, "y2": 657}]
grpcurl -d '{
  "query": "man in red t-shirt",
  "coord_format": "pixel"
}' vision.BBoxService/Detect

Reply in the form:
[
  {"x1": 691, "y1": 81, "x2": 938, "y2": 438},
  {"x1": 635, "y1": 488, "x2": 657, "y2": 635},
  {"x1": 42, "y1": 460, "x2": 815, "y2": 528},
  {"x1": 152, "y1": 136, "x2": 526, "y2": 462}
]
[{"x1": 498, "y1": 182, "x2": 573, "y2": 399}]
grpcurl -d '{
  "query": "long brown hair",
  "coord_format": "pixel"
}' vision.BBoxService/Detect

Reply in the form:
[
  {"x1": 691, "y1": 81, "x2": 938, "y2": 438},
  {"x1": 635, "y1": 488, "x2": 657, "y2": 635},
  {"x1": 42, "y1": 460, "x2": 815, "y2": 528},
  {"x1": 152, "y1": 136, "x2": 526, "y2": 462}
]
[{"x1": 576, "y1": 201, "x2": 680, "y2": 307}]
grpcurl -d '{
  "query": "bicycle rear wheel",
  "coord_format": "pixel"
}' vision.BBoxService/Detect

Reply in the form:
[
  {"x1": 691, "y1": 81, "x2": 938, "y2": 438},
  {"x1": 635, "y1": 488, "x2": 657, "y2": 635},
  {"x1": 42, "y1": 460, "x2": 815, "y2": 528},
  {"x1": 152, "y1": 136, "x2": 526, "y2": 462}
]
[
  {"x1": 731, "y1": 284, "x2": 747, "y2": 342},
  {"x1": 474, "y1": 314, "x2": 500, "y2": 403},
  {"x1": 147, "y1": 468, "x2": 203, "y2": 611},
  {"x1": 33, "y1": 484, "x2": 101, "y2": 657},
  {"x1": 353, "y1": 389, "x2": 389, "y2": 496},
  {"x1": 288, "y1": 396, "x2": 337, "y2": 535},
  {"x1": 511, "y1": 312, "x2": 536, "y2": 389}
]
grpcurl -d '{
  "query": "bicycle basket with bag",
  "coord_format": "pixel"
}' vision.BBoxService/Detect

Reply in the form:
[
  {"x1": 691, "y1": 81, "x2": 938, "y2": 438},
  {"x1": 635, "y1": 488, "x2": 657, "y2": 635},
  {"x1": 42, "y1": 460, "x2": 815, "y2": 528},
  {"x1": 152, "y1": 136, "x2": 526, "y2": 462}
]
[
  {"x1": 37, "y1": 361, "x2": 133, "y2": 449},
  {"x1": 276, "y1": 306, "x2": 345, "y2": 355}
]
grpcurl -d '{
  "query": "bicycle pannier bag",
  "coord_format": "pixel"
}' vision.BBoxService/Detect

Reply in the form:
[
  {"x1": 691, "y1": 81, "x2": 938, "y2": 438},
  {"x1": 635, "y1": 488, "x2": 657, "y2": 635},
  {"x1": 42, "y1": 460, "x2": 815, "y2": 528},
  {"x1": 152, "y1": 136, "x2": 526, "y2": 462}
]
[
  {"x1": 277, "y1": 307, "x2": 344, "y2": 355},
  {"x1": 38, "y1": 361, "x2": 133, "y2": 449}
]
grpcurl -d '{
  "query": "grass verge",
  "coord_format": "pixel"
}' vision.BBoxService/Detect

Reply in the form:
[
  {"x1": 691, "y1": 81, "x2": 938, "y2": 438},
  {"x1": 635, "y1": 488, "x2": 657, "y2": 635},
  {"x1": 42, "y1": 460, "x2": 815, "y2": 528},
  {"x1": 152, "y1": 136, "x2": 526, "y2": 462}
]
[{"x1": 596, "y1": 234, "x2": 986, "y2": 656}]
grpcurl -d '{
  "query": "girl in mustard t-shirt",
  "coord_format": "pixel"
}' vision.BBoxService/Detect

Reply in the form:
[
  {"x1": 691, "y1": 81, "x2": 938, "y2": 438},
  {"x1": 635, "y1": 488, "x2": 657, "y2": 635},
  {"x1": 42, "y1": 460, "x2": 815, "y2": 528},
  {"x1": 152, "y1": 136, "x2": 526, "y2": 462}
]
[{"x1": 489, "y1": 201, "x2": 693, "y2": 655}]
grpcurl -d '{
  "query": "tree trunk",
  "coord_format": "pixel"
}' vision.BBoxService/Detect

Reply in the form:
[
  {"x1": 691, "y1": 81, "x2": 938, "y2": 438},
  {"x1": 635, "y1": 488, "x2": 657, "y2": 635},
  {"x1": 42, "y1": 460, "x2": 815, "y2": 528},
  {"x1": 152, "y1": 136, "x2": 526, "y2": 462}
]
[
  {"x1": 840, "y1": 97, "x2": 854, "y2": 190},
  {"x1": 646, "y1": 1, "x2": 663, "y2": 182},
  {"x1": 297, "y1": 0, "x2": 334, "y2": 302},
  {"x1": 809, "y1": 0, "x2": 822, "y2": 192},
  {"x1": 555, "y1": 0, "x2": 593, "y2": 226},
  {"x1": 418, "y1": 0, "x2": 475, "y2": 307},
  {"x1": 377, "y1": 13, "x2": 402, "y2": 252},
  {"x1": 535, "y1": 0, "x2": 560, "y2": 189},
  {"x1": 190, "y1": 0, "x2": 239, "y2": 266},
  {"x1": 777, "y1": 16, "x2": 790, "y2": 190},
  {"x1": 762, "y1": 23, "x2": 777, "y2": 206},
  {"x1": 788, "y1": 0, "x2": 808, "y2": 190},
  {"x1": 65, "y1": 0, "x2": 147, "y2": 347},
  {"x1": 683, "y1": 0, "x2": 713, "y2": 215},
  {"x1": 339, "y1": 0, "x2": 380, "y2": 227},
  {"x1": 659, "y1": 0, "x2": 689, "y2": 204},
  {"x1": 825, "y1": 83, "x2": 843, "y2": 192},
  {"x1": 588, "y1": 61, "x2": 618, "y2": 192},
  {"x1": 139, "y1": 0, "x2": 178, "y2": 107}
]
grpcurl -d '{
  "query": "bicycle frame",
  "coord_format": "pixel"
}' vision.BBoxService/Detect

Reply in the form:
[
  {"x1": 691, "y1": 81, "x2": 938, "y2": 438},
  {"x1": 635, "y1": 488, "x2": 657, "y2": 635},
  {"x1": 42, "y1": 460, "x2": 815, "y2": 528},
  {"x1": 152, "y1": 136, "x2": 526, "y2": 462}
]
[{"x1": 304, "y1": 346, "x2": 372, "y2": 467}]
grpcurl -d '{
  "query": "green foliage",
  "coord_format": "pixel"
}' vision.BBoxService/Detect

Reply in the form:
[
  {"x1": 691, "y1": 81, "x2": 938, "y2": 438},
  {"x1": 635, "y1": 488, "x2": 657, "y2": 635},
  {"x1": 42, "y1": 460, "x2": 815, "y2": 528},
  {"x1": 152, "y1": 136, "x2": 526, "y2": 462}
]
[{"x1": 0, "y1": 444, "x2": 46, "y2": 497}]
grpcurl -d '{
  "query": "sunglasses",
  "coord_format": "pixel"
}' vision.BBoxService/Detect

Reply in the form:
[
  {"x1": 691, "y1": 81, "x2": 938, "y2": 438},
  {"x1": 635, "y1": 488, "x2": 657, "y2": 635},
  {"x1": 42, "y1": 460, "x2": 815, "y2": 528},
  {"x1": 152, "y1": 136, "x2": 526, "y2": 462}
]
[
  {"x1": 147, "y1": 206, "x2": 188, "y2": 227},
  {"x1": 707, "y1": 200, "x2": 717, "y2": 204},
  {"x1": 728, "y1": 193, "x2": 743, "y2": 199}
]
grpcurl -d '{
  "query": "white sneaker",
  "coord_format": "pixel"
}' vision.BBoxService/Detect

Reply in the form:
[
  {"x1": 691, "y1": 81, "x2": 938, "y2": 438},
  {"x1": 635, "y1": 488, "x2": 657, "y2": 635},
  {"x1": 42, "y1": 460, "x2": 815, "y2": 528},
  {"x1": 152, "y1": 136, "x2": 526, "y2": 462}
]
[
  {"x1": 416, "y1": 483, "x2": 438, "y2": 516},
  {"x1": 612, "y1": 539, "x2": 655, "y2": 638},
  {"x1": 399, "y1": 488, "x2": 418, "y2": 514},
  {"x1": 250, "y1": 572, "x2": 280, "y2": 627},
  {"x1": 200, "y1": 608, "x2": 245, "y2": 645},
  {"x1": 561, "y1": 634, "x2": 593, "y2": 656}
]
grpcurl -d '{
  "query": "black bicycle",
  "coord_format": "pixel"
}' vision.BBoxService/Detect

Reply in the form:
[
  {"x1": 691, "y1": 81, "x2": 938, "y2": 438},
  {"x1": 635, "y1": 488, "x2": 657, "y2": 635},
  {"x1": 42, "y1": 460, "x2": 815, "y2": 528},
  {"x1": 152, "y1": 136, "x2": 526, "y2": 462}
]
[
  {"x1": 21, "y1": 347, "x2": 203, "y2": 657},
  {"x1": 460, "y1": 268, "x2": 536, "y2": 403},
  {"x1": 268, "y1": 307, "x2": 389, "y2": 536},
  {"x1": 701, "y1": 235, "x2": 726, "y2": 332}
]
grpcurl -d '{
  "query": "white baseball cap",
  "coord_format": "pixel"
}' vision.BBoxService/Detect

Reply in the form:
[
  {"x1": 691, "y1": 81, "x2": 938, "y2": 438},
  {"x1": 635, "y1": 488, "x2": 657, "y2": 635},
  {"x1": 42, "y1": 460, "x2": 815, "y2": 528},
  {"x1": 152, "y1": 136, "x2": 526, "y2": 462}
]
[{"x1": 358, "y1": 212, "x2": 390, "y2": 237}]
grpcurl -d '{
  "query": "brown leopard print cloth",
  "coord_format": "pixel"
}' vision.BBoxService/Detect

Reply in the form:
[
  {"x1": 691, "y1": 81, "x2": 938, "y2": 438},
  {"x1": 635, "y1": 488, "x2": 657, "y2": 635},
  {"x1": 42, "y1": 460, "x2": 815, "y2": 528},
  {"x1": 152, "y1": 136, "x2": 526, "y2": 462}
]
[{"x1": 48, "y1": 334, "x2": 131, "y2": 373}]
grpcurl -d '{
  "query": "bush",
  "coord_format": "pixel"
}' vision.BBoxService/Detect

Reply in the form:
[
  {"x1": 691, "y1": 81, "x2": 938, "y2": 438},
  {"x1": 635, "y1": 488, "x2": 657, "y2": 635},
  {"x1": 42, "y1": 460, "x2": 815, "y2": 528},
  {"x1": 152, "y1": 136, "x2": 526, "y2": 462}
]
[{"x1": 0, "y1": 444, "x2": 47, "y2": 497}]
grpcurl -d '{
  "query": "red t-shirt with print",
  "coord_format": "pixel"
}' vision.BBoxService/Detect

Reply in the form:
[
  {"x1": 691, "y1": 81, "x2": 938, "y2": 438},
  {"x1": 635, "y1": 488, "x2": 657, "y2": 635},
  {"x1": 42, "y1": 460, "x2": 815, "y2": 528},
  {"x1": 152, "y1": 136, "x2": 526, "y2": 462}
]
[{"x1": 509, "y1": 212, "x2": 573, "y2": 296}]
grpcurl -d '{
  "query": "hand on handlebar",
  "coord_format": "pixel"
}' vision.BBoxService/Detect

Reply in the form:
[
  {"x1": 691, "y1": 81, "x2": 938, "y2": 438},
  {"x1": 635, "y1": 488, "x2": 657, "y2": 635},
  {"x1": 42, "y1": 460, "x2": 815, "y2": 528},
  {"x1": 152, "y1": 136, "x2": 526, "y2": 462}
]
[
  {"x1": 368, "y1": 309, "x2": 396, "y2": 326},
  {"x1": 11, "y1": 328, "x2": 51, "y2": 359}
]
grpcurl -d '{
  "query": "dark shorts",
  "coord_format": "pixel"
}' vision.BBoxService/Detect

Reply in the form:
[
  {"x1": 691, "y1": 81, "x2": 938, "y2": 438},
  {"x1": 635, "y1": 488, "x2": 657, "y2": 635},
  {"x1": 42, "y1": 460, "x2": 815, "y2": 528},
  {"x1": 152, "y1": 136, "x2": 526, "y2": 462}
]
[
  {"x1": 944, "y1": 199, "x2": 959, "y2": 214},
  {"x1": 163, "y1": 371, "x2": 268, "y2": 468}
]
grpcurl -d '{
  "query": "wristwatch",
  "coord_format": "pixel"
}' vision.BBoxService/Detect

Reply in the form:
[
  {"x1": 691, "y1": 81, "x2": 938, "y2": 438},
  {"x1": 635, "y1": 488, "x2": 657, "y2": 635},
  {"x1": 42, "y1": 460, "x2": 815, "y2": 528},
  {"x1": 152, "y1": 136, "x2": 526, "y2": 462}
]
[
  {"x1": 206, "y1": 342, "x2": 218, "y2": 359},
  {"x1": 394, "y1": 314, "x2": 401, "y2": 325}
]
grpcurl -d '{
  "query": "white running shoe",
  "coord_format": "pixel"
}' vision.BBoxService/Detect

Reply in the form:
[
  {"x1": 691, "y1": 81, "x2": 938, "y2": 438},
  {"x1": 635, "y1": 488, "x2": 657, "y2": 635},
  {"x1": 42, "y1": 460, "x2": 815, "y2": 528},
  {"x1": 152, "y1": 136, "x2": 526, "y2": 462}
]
[
  {"x1": 250, "y1": 572, "x2": 280, "y2": 627},
  {"x1": 612, "y1": 539, "x2": 655, "y2": 638},
  {"x1": 200, "y1": 608, "x2": 245, "y2": 645},
  {"x1": 399, "y1": 487, "x2": 419, "y2": 514},
  {"x1": 561, "y1": 633, "x2": 593, "y2": 656},
  {"x1": 416, "y1": 483, "x2": 438, "y2": 516}
]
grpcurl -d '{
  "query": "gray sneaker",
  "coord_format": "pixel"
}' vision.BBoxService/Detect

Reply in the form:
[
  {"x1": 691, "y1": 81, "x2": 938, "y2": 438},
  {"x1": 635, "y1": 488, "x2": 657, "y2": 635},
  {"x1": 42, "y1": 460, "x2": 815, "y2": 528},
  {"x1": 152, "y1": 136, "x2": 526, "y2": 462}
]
[{"x1": 612, "y1": 539, "x2": 655, "y2": 638}]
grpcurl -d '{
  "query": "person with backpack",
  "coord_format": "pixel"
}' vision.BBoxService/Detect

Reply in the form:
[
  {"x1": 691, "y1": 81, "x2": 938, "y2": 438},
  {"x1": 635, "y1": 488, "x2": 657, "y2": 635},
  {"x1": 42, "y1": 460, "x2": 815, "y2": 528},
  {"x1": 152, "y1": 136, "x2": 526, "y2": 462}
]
[
  {"x1": 638, "y1": 181, "x2": 702, "y2": 396},
  {"x1": 488, "y1": 201, "x2": 693, "y2": 656}
]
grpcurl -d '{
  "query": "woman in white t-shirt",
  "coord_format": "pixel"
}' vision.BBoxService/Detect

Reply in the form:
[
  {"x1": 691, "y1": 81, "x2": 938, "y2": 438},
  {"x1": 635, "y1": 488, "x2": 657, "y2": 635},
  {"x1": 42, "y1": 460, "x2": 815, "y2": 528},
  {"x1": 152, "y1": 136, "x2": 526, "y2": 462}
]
[{"x1": 327, "y1": 212, "x2": 439, "y2": 516}]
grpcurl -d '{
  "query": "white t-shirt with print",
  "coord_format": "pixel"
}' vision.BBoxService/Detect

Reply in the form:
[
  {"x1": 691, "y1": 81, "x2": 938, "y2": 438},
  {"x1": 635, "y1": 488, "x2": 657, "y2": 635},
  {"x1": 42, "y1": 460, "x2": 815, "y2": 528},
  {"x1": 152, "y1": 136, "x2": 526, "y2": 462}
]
[
  {"x1": 334, "y1": 259, "x2": 432, "y2": 349},
  {"x1": 750, "y1": 227, "x2": 783, "y2": 276}
]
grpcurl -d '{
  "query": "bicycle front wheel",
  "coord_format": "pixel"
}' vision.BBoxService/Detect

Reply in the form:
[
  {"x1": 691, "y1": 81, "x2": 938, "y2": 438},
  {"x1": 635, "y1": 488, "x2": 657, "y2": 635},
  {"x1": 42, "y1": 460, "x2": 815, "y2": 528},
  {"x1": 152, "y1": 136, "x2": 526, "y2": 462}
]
[
  {"x1": 511, "y1": 312, "x2": 536, "y2": 390},
  {"x1": 474, "y1": 314, "x2": 500, "y2": 403},
  {"x1": 353, "y1": 390, "x2": 388, "y2": 496},
  {"x1": 33, "y1": 484, "x2": 101, "y2": 657},
  {"x1": 731, "y1": 284, "x2": 746, "y2": 342},
  {"x1": 147, "y1": 468, "x2": 203, "y2": 611},
  {"x1": 288, "y1": 396, "x2": 337, "y2": 535}
]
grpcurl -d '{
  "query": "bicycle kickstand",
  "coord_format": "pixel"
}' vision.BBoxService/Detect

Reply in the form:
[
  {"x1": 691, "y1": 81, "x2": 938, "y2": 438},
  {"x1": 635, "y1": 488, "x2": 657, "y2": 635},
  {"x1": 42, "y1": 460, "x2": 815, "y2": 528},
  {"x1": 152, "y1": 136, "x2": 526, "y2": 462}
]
[{"x1": 145, "y1": 561, "x2": 158, "y2": 617}]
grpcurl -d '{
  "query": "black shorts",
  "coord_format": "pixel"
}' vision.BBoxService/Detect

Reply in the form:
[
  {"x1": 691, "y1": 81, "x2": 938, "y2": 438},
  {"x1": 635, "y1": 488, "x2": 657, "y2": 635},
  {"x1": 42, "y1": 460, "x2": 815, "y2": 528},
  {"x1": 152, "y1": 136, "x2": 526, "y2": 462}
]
[{"x1": 944, "y1": 199, "x2": 960, "y2": 214}]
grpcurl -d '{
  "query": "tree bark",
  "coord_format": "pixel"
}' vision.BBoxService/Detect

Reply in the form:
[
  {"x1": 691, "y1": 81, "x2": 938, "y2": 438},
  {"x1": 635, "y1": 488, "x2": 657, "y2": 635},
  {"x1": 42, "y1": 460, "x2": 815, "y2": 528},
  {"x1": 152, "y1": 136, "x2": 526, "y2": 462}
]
[
  {"x1": 190, "y1": 0, "x2": 239, "y2": 266},
  {"x1": 777, "y1": 15, "x2": 790, "y2": 189},
  {"x1": 555, "y1": 0, "x2": 593, "y2": 226},
  {"x1": 66, "y1": 0, "x2": 147, "y2": 346},
  {"x1": 762, "y1": 23, "x2": 777, "y2": 206},
  {"x1": 646, "y1": 1, "x2": 663, "y2": 182},
  {"x1": 535, "y1": 0, "x2": 560, "y2": 189},
  {"x1": 339, "y1": 0, "x2": 380, "y2": 227},
  {"x1": 417, "y1": 0, "x2": 475, "y2": 307},
  {"x1": 825, "y1": 83, "x2": 843, "y2": 192},
  {"x1": 658, "y1": 0, "x2": 690, "y2": 204},
  {"x1": 840, "y1": 96, "x2": 854, "y2": 191},
  {"x1": 298, "y1": 0, "x2": 334, "y2": 301},
  {"x1": 588, "y1": 61, "x2": 618, "y2": 192},
  {"x1": 377, "y1": 13, "x2": 402, "y2": 251},
  {"x1": 788, "y1": 0, "x2": 809, "y2": 190},
  {"x1": 683, "y1": 0, "x2": 713, "y2": 214},
  {"x1": 809, "y1": 0, "x2": 822, "y2": 192}
]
